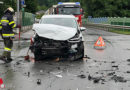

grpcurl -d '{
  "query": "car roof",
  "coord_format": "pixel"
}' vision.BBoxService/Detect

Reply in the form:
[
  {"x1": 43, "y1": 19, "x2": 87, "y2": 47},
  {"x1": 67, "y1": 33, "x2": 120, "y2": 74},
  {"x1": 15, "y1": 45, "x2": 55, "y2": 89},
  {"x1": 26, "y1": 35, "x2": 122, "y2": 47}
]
[{"x1": 41, "y1": 15, "x2": 76, "y2": 19}]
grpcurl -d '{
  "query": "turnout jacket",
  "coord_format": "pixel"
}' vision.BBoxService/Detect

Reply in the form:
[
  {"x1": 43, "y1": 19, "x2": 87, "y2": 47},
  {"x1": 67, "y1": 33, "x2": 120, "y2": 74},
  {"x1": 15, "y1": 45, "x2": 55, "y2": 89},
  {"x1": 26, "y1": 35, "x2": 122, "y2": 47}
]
[{"x1": 0, "y1": 13, "x2": 16, "y2": 38}]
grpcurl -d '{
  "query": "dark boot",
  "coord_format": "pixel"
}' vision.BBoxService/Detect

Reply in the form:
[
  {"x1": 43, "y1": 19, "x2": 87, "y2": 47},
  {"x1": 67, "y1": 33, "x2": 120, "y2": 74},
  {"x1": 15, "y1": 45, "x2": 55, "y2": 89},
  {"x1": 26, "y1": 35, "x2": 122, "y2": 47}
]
[
  {"x1": 5, "y1": 58, "x2": 13, "y2": 63},
  {"x1": 0, "y1": 56, "x2": 12, "y2": 63},
  {"x1": 5, "y1": 52, "x2": 12, "y2": 63}
]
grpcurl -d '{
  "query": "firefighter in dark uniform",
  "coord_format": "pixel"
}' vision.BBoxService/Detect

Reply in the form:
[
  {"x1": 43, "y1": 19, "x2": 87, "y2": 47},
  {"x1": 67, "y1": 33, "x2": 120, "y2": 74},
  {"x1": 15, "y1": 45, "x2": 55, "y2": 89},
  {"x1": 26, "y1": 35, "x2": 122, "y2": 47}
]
[{"x1": 0, "y1": 7, "x2": 16, "y2": 63}]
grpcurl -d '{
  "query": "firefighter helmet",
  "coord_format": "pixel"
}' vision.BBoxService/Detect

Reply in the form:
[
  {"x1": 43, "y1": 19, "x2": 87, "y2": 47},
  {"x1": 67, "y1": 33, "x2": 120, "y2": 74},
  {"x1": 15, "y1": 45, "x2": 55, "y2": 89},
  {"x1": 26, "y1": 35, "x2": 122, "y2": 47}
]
[
  {"x1": 7, "y1": 7, "x2": 14, "y2": 13},
  {"x1": 4, "y1": 7, "x2": 14, "y2": 14}
]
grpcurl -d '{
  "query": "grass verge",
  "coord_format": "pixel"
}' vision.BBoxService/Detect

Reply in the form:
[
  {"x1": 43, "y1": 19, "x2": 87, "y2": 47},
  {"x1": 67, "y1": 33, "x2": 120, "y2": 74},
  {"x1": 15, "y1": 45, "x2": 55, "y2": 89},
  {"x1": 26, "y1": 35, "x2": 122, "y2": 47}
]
[{"x1": 109, "y1": 29, "x2": 130, "y2": 35}]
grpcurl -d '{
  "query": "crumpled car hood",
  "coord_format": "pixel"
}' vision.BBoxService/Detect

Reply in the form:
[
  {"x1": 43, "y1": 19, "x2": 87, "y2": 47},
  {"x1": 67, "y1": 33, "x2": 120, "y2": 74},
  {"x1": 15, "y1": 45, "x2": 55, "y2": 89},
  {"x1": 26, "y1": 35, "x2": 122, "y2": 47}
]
[{"x1": 33, "y1": 24, "x2": 77, "y2": 41}]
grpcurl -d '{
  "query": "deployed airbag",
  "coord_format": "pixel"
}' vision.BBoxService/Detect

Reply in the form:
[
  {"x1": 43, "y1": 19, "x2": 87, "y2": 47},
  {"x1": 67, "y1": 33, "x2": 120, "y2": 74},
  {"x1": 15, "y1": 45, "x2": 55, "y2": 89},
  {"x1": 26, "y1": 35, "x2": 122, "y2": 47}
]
[{"x1": 33, "y1": 24, "x2": 77, "y2": 40}]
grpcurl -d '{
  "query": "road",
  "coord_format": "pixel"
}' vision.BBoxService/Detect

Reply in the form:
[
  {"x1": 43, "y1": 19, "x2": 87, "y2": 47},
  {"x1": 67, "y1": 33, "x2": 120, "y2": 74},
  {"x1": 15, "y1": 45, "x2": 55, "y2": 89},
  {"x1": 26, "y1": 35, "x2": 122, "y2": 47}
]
[{"x1": 0, "y1": 28, "x2": 130, "y2": 90}]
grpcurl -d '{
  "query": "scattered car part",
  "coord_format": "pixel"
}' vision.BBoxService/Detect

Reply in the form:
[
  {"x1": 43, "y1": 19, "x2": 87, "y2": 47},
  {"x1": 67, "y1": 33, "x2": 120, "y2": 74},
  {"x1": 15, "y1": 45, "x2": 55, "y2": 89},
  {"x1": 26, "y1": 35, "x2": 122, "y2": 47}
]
[
  {"x1": 24, "y1": 47, "x2": 30, "y2": 60},
  {"x1": 37, "y1": 79, "x2": 41, "y2": 85},
  {"x1": 77, "y1": 74, "x2": 86, "y2": 79}
]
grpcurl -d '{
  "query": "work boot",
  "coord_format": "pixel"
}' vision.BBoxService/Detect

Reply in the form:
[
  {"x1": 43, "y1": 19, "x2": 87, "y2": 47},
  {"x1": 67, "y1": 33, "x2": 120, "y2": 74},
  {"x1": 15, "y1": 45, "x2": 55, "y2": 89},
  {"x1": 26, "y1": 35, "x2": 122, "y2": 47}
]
[
  {"x1": 5, "y1": 58, "x2": 13, "y2": 63},
  {"x1": 0, "y1": 56, "x2": 12, "y2": 63}
]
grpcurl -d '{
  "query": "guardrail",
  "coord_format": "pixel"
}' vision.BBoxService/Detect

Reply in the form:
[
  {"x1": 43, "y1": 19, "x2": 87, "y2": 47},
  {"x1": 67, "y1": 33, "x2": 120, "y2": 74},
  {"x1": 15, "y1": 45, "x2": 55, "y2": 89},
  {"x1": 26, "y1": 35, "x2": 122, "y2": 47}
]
[
  {"x1": 82, "y1": 18, "x2": 130, "y2": 30},
  {"x1": 86, "y1": 23, "x2": 130, "y2": 30}
]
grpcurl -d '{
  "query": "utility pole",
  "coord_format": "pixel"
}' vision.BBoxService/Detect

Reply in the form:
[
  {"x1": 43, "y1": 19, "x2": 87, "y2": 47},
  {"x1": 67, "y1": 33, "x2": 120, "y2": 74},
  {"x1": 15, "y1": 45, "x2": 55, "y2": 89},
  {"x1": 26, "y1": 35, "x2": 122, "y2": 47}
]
[
  {"x1": 17, "y1": 0, "x2": 20, "y2": 26},
  {"x1": 17, "y1": 0, "x2": 21, "y2": 46}
]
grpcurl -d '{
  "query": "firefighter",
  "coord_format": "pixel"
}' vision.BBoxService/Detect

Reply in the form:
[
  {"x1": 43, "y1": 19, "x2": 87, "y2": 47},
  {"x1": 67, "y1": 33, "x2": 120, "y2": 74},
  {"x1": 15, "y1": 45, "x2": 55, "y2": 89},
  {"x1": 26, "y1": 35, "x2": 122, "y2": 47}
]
[{"x1": 0, "y1": 7, "x2": 16, "y2": 63}]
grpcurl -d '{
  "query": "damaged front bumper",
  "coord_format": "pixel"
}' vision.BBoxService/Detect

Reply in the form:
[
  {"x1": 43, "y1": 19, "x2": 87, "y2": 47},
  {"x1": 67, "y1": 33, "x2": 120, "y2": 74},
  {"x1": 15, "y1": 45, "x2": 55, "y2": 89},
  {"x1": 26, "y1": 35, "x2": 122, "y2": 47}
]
[{"x1": 30, "y1": 35, "x2": 83, "y2": 59}]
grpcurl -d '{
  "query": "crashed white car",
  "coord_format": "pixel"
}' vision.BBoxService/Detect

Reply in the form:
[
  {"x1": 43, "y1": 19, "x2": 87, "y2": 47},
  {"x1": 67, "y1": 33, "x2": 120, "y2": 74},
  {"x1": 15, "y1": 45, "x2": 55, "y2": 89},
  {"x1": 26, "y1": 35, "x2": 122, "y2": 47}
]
[{"x1": 31, "y1": 15, "x2": 86, "y2": 60}]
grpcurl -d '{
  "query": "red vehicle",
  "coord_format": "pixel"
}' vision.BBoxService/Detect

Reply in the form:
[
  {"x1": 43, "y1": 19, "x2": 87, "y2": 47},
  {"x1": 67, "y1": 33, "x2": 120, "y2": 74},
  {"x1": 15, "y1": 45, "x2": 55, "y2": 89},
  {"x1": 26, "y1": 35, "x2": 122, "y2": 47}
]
[{"x1": 55, "y1": 2, "x2": 83, "y2": 27}]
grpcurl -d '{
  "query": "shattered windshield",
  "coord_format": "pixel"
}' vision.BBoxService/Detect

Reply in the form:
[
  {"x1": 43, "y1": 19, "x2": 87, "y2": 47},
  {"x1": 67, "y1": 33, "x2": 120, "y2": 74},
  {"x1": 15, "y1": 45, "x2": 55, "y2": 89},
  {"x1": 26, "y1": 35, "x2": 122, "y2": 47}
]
[
  {"x1": 40, "y1": 18, "x2": 77, "y2": 28},
  {"x1": 58, "y1": 7, "x2": 80, "y2": 15}
]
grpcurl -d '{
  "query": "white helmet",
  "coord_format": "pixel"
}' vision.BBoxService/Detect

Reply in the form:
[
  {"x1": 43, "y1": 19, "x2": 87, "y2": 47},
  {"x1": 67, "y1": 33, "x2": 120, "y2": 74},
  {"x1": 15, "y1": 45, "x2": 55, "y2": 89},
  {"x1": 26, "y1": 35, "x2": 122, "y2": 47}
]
[{"x1": 7, "y1": 7, "x2": 14, "y2": 13}]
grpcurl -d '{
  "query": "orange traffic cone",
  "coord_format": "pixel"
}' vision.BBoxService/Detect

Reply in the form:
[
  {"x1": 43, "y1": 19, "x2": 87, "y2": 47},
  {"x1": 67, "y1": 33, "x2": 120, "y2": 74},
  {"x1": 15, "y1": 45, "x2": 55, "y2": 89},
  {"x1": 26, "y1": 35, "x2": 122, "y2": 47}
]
[
  {"x1": 94, "y1": 36, "x2": 106, "y2": 49},
  {"x1": 0, "y1": 78, "x2": 5, "y2": 89}
]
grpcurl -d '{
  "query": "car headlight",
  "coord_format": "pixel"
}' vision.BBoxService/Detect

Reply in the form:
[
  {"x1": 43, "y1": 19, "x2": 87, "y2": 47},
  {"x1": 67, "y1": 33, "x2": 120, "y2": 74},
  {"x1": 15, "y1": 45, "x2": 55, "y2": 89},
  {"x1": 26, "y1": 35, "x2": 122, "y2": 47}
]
[{"x1": 69, "y1": 33, "x2": 80, "y2": 41}]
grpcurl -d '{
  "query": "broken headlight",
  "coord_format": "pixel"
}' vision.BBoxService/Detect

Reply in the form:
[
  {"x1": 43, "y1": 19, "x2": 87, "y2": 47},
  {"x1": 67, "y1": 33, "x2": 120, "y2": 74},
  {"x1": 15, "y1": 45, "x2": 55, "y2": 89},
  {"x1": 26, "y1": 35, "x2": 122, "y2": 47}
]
[{"x1": 68, "y1": 32, "x2": 81, "y2": 42}]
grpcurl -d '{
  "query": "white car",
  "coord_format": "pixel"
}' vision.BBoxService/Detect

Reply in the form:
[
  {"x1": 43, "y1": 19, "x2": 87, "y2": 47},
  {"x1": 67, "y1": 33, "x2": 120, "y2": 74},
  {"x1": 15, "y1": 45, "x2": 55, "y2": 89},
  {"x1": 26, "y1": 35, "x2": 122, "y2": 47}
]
[{"x1": 31, "y1": 15, "x2": 86, "y2": 60}]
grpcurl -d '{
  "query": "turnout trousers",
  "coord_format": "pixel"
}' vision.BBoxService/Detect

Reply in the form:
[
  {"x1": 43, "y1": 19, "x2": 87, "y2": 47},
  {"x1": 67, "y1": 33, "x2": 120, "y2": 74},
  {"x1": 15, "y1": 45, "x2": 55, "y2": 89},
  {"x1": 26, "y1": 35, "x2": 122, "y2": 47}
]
[{"x1": 2, "y1": 38, "x2": 13, "y2": 59}]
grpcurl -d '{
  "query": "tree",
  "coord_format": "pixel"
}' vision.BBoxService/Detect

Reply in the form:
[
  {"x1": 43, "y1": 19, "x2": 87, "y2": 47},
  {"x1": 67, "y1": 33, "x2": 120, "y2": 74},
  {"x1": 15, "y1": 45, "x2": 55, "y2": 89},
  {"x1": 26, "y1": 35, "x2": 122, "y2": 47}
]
[
  {"x1": 25, "y1": 0, "x2": 38, "y2": 13},
  {"x1": 0, "y1": 0, "x2": 17, "y2": 18}
]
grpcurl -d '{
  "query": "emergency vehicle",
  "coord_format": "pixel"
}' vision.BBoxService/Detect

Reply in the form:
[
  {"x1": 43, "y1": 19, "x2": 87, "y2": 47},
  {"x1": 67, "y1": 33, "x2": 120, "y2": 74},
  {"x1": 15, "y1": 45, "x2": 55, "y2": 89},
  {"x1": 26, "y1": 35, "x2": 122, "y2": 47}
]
[{"x1": 55, "y1": 2, "x2": 83, "y2": 27}]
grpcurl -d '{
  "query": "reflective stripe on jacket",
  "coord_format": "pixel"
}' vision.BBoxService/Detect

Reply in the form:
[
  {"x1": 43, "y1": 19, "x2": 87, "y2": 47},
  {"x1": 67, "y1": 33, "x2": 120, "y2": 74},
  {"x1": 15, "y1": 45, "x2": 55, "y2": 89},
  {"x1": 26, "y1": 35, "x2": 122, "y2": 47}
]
[
  {"x1": 4, "y1": 47, "x2": 12, "y2": 52},
  {"x1": 0, "y1": 22, "x2": 2, "y2": 30}
]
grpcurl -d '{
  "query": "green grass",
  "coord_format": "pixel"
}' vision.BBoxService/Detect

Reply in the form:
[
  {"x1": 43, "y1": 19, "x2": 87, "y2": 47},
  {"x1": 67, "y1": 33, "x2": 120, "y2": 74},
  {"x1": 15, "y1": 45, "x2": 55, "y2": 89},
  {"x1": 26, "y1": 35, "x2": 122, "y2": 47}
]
[{"x1": 109, "y1": 29, "x2": 130, "y2": 35}]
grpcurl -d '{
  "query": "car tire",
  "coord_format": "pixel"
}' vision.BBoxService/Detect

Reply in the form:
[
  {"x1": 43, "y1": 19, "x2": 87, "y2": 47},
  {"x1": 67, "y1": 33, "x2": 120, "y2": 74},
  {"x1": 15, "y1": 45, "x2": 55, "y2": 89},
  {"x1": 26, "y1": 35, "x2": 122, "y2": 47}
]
[
  {"x1": 77, "y1": 41, "x2": 84, "y2": 59},
  {"x1": 34, "y1": 49, "x2": 43, "y2": 61}
]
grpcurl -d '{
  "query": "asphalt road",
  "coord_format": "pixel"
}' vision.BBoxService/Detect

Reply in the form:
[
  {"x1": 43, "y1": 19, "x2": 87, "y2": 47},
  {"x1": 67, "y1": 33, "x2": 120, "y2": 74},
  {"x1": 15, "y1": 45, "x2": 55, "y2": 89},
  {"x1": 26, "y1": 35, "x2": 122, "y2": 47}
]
[{"x1": 0, "y1": 28, "x2": 130, "y2": 90}]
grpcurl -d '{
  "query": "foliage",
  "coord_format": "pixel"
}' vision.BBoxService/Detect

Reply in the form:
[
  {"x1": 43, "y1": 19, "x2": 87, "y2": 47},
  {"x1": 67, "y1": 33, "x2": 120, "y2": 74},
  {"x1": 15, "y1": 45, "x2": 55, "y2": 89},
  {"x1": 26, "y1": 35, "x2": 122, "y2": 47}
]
[
  {"x1": 0, "y1": 0, "x2": 16, "y2": 18},
  {"x1": 38, "y1": 0, "x2": 130, "y2": 17},
  {"x1": 1, "y1": 0, "x2": 130, "y2": 18},
  {"x1": 0, "y1": 0, "x2": 38, "y2": 18},
  {"x1": 25, "y1": 0, "x2": 38, "y2": 13},
  {"x1": 109, "y1": 29, "x2": 130, "y2": 35},
  {"x1": 36, "y1": 13, "x2": 44, "y2": 19}
]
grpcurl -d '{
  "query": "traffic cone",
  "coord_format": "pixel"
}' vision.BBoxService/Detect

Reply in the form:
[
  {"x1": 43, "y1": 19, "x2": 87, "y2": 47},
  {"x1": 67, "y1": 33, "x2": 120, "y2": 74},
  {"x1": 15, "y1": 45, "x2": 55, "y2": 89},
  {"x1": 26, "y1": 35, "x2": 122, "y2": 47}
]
[
  {"x1": 0, "y1": 78, "x2": 5, "y2": 89},
  {"x1": 94, "y1": 36, "x2": 106, "y2": 49}
]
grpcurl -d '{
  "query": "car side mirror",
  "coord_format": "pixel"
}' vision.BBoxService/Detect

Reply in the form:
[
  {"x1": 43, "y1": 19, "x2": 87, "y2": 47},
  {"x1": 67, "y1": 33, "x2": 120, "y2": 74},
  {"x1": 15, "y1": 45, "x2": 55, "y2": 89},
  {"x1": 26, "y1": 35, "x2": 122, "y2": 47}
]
[{"x1": 80, "y1": 27, "x2": 86, "y2": 31}]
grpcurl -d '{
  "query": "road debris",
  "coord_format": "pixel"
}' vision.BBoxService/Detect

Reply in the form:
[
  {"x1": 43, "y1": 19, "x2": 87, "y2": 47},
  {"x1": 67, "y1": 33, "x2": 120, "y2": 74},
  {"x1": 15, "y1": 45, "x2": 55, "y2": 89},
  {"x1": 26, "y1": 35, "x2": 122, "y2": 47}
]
[
  {"x1": 15, "y1": 60, "x2": 23, "y2": 65},
  {"x1": 77, "y1": 74, "x2": 86, "y2": 79},
  {"x1": 28, "y1": 72, "x2": 30, "y2": 77},
  {"x1": 93, "y1": 78, "x2": 100, "y2": 83},
  {"x1": 40, "y1": 70, "x2": 43, "y2": 73},
  {"x1": 111, "y1": 75, "x2": 127, "y2": 83},
  {"x1": 50, "y1": 71, "x2": 63, "y2": 75},
  {"x1": 55, "y1": 75, "x2": 63, "y2": 78},
  {"x1": 88, "y1": 75, "x2": 92, "y2": 80},
  {"x1": 107, "y1": 72, "x2": 115, "y2": 76},
  {"x1": 37, "y1": 79, "x2": 41, "y2": 85},
  {"x1": 112, "y1": 65, "x2": 118, "y2": 68},
  {"x1": 84, "y1": 55, "x2": 91, "y2": 59},
  {"x1": 88, "y1": 74, "x2": 103, "y2": 84},
  {"x1": 112, "y1": 65, "x2": 119, "y2": 70},
  {"x1": 126, "y1": 71, "x2": 130, "y2": 73},
  {"x1": 24, "y1": 72, "x2": 31, "y2": 77},
  {"x1": 127, "y1": 59, "x2": 130, "y2": 62},
  {"x1": 111, "y1": 61, "x2": 115, "y2": 63}
]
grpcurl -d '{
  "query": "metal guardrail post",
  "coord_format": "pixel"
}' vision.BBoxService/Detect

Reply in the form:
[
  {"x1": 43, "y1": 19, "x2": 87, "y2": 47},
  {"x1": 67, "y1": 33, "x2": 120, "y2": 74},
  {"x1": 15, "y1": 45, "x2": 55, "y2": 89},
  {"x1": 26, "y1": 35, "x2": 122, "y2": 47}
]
[
  {"x1": 85, "y1": 17, "x2": 130, "y2": 30},
  {"x1": 123, "y1": 17, "x2": 126, "y2": 32}
]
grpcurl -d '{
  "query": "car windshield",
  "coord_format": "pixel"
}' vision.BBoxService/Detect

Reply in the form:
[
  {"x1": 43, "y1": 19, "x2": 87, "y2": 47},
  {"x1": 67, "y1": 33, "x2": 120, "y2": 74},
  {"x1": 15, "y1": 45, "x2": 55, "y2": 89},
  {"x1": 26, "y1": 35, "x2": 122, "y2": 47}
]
[
  {"x1": 58, "y1": 7, "x2": 80, "y2": 15},
  {"x1": 40, "y1": 18, "x2": 77, "y2": 28}
]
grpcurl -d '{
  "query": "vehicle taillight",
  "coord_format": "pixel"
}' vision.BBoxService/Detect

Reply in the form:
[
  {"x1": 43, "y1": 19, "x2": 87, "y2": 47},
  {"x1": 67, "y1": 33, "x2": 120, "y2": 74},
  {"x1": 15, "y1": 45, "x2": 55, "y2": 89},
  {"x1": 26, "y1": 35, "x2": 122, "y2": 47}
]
[
  {"x1": 30, "y1": 37, "x2": 34, "y2": 45},
  {"x1": 57, "y1": 8, "x2": 59, "y2": 14}
]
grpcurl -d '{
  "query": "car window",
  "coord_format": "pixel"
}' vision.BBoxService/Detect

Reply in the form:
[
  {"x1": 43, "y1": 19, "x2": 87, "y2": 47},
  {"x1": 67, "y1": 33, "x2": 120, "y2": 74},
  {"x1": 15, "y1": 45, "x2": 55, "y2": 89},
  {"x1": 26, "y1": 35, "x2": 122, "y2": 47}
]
[
  {"x1": 40, "y1": 18, "x2": 77, "y2": 28},
  {"x1": 58, "y1": 7, "x2": 80, "y2": 15}
]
